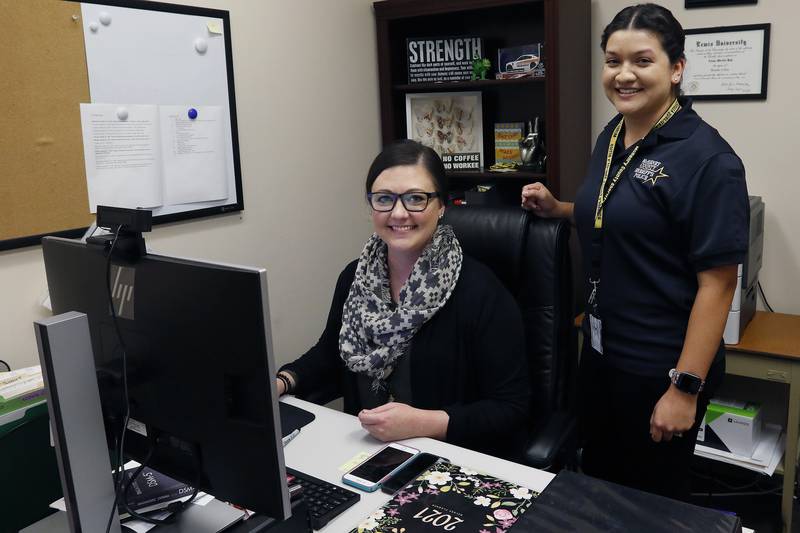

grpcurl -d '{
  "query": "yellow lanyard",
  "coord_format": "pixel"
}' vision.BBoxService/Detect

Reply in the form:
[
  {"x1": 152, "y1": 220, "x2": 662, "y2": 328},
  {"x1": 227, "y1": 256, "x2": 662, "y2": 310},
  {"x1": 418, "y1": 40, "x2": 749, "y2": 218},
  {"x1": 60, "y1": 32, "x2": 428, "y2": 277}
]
[{"x1": 593, "y1": 99, "x2": 681, "y2": 229}]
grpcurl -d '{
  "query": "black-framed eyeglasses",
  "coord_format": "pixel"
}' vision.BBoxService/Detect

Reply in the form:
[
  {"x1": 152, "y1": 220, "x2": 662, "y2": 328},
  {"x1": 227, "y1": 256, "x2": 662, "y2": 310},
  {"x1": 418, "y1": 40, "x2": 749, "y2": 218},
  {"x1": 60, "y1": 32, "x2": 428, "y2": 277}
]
[{"x1": 367, "y1": 191, "x2": 440, "y2": 212}]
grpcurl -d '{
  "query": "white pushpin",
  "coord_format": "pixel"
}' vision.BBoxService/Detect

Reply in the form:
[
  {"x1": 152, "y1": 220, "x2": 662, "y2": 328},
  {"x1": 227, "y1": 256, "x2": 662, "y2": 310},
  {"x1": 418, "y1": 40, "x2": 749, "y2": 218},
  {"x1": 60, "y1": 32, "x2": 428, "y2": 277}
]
[
  {"x1": 89, "y1": 21, "x2": 99, "y2": 32},
  {"x1": 194, "y1": 37, "x2": 208, "y2": 54},
  {"x1": 99, "y1": 11, "x2": 112, "y2": 26},
  {"x1": 116, "y1": 107, "x2": 129, "y2": 121}
]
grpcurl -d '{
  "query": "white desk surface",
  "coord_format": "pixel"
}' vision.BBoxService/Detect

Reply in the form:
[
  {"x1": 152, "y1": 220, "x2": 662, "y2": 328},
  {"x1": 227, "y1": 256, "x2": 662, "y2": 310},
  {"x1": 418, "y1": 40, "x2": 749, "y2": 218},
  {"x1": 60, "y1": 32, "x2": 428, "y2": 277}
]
[
  {"x1": 280, "y1": 396, "x2": 555, "y2": 532},
  {"x1": 23, "y1": 396, "x2": 755, "y2": 533}
]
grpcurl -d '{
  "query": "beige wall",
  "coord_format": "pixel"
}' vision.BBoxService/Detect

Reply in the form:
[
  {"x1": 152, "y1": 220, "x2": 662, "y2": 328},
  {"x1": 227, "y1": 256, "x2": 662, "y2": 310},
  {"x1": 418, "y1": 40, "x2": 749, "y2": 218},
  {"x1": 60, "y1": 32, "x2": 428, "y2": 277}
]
[
  {"x1": 3, "y1": 1, "x2": 798, "y2": 371},
  {"x1": 0, "y1": 0, "x2": 378, "y2": 370},
  {"x1": 591, "y1": 0, "x2": 800, "y2": 315}
]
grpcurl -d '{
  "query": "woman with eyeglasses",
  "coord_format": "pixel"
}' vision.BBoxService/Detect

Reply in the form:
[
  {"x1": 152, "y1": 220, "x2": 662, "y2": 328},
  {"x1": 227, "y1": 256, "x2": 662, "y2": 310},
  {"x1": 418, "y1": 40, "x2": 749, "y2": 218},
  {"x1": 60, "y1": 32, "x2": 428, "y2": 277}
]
[
  {"x1": 276, "y1": 139, "x2": 530, "y2": 460},
  {"x1": 521, "y1": 3, "x2": 748, "y2": 499}
]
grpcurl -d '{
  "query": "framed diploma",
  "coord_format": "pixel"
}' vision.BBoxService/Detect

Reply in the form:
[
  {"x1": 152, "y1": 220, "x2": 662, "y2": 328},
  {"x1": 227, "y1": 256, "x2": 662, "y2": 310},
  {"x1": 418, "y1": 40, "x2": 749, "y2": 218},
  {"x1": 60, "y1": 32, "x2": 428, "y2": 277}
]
[
  {"x1": 686, "y1": 0, "x2": 756, "y2": 7},
  {"x1": 683, "y1": 24, "x2": 770, "y2": 100}
]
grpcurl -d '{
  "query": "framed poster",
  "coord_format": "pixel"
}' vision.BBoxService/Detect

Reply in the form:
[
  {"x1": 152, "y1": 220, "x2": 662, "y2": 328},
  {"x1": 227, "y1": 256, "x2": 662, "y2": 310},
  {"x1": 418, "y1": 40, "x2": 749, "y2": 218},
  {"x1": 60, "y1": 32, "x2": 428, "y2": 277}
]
[
  {"x1": 405, "y1": 92, "x2": 483, "y2": 171},
  {"x1": 406, "y1": 36, "x2": 483, "y2": 84},
  {"x1": 683, "y1": 24, "x2": 770, "y2": 100},
  {"x1": 686, "y1": 0, "x2": 756, "y2": 7}
]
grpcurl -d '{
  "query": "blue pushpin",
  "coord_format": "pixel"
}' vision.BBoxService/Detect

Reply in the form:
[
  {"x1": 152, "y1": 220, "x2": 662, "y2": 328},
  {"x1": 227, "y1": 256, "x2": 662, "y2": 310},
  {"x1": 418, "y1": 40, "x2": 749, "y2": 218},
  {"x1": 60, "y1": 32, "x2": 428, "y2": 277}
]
[{"x1": 188, "y1": 108, "x2": 198, "y2": 120}]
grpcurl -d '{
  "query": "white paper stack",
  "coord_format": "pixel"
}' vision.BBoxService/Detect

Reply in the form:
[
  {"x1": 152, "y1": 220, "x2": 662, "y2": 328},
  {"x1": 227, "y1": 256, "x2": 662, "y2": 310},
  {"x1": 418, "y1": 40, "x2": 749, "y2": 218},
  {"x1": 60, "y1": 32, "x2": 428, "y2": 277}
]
[
  {"x1": 0, "y1": 365, "x2": 44, "y2": 402},
  {"x1": 695, "y1": 423, "x2": 785, "y2": 476}
]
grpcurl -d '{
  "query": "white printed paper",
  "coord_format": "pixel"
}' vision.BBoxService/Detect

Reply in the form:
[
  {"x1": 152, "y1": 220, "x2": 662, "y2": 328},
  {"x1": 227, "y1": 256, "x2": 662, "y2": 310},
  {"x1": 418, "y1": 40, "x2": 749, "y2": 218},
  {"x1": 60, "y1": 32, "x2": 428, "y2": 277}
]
[
  {"x1": 80, "y1": 104, "x2": 162, "y2": 211},
  {"x1": 80, "y1": 104, "x2": 229, "y2": 212},
  {"x1": 159, "y1": 106, "x2": 227, "y2": 205}
]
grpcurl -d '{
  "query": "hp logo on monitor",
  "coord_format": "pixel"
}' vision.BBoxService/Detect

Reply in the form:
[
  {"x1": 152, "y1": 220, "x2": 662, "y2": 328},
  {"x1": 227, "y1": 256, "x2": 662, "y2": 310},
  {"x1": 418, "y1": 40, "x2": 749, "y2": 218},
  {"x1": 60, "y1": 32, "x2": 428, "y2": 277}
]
[{"x1": 110, "y1": 265, "x2": 135, "y2": 320}]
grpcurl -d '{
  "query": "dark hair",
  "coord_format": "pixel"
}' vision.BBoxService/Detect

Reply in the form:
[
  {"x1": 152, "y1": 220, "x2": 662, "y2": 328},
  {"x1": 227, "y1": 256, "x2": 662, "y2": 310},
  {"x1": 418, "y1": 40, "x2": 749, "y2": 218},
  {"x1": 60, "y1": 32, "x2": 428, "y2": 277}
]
[
  {"x1": 365, "y1": 140, "x2": 448, "y2": 202},
  {"x1": 601, "y1": 3, "x2": 685, "y2": 95}
]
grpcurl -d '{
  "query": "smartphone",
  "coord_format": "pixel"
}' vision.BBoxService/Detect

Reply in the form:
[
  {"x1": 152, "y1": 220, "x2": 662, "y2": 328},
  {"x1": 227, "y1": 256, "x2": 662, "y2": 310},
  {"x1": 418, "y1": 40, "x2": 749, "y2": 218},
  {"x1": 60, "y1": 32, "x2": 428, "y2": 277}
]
[
  {"x1": 380, "y1": 452, "x2": 445, "y2": 494},
  {"x1": 342, "y1": 443, "x2": 419, "y2": 492}
]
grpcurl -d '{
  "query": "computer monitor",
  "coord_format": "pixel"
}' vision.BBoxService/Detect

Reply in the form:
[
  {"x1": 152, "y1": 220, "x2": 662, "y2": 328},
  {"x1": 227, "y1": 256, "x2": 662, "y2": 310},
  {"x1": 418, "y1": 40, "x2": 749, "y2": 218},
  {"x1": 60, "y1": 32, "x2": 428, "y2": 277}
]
[{"x1": 41, "y1": 235, "x2": 290, "y2": 521}]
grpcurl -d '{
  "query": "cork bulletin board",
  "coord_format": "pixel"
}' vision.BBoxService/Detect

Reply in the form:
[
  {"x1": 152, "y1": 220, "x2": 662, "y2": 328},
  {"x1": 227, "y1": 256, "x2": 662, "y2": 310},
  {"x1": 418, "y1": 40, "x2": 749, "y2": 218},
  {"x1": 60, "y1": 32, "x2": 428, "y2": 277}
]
[
  {"x1": 0, "y1": 0, "x2": 243, "y2": 251},
  {"x1": 0, "y1": 0, "x2": 94, "y2": 248}
]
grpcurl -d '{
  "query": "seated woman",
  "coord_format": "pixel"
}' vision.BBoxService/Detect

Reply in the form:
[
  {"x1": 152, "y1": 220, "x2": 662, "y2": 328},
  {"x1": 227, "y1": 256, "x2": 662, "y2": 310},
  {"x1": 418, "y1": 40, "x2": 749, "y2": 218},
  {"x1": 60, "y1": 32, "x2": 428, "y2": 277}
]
[{"x1": 276, "y1": 140, "x2": 530, "y2": 460}]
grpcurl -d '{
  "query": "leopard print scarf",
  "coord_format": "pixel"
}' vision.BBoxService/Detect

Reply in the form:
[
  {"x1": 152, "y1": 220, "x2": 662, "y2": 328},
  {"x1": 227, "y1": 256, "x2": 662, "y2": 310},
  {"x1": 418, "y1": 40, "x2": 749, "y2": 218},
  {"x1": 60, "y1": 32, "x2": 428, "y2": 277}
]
[{"x1": 339, "y1": 225, "x2": 463, "y2": 391}]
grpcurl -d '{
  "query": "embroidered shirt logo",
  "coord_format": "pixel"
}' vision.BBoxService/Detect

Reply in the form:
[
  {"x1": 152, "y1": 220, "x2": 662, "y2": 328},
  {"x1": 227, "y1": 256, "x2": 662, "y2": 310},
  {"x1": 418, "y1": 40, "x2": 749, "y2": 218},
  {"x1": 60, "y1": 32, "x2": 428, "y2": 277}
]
[{"x1": 633, "y1": 158, "x2": 669, "y2": 186}]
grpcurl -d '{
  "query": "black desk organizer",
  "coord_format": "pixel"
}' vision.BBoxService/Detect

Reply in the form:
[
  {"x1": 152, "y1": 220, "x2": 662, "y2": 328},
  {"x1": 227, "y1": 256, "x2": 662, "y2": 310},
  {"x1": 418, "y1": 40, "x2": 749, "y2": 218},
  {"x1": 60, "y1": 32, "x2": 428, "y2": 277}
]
[
  {"x1": 279, "y1": 403, "x2": 315, "y2": 437},
  {"x1": 517, "y1": 470, "x2": 742, "y2": 532}
]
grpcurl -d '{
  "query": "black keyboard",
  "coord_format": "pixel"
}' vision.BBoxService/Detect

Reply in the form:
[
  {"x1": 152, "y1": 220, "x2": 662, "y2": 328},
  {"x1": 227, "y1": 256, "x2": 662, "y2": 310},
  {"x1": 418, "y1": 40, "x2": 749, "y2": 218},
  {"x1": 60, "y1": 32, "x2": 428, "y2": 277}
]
[{"x1": 286, "y1": 467, "x2": 360, "y2": 530}]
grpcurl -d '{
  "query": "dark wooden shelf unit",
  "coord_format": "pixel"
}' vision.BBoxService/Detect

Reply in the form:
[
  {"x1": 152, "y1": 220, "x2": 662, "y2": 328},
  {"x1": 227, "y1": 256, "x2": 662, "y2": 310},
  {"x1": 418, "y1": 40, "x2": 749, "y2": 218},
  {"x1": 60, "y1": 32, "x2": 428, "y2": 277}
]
[
  {"x1": 447, "y1": 170, "x2": 546, "y2": 181},
  {"x1": 393, "y1": 76, "x2": 545, "y2": 92},
  {"x1": 373, "y1": 0, "x2": 591, "y2": 203}
]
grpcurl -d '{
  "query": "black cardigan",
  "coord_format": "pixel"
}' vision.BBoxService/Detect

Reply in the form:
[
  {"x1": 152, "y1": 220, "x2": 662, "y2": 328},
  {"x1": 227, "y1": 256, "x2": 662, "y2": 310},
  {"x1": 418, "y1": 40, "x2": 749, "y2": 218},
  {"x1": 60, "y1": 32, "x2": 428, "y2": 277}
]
[{"x1": 281, "y1": 255, "x2": 531, "y2": 460}]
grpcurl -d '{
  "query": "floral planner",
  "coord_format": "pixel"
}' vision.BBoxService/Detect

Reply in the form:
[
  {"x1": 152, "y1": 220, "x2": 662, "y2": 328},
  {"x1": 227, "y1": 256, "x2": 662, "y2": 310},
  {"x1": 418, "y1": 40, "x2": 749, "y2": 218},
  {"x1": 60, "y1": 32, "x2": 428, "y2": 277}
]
[{"x1": 350, "y1": 460, "x2": 538, "y2": 533}]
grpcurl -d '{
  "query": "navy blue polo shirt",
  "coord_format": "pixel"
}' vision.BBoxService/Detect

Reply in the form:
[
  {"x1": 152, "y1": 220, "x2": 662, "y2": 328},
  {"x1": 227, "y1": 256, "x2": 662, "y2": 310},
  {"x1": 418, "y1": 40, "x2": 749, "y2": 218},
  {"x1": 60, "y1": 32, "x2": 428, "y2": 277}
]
[{"x1": 574, "y1": 98, "x2": 749, "y2": 377}]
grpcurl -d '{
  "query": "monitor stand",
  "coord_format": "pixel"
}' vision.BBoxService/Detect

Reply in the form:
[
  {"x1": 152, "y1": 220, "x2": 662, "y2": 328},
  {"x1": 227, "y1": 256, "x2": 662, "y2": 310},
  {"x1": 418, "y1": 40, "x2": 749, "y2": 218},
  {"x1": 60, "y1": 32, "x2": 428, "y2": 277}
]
[
  {"x1": 227, "y1": 500, "x2": 312, "y2": 532},
  {"x1": 35, "y1": 311, "x2": 122, "y2": 533},
  {"x1": 22, "y1": 499, "x2": 311, "y2": 532},
  {"x1": 30, "y1": 311, "x2": 246, "y2": 533},
  {"x1": 29, "y1": 311, "x2": 312, "y2": 533}
]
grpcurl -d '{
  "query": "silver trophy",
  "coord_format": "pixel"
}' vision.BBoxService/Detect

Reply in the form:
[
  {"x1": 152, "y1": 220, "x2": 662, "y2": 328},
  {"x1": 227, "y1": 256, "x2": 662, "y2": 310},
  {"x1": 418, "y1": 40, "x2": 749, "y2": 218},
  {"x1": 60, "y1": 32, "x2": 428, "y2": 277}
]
[{"x1": 519, "y1": 117, "x2": 546, "y2": 172}]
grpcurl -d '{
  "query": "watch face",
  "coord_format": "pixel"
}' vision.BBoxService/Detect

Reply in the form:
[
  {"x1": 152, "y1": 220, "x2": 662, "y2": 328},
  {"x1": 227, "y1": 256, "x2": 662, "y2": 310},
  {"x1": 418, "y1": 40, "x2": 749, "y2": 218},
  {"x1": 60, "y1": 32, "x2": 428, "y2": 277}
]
[{"x1": 675, "y1": 372, "x2": 702, "y2": 394}]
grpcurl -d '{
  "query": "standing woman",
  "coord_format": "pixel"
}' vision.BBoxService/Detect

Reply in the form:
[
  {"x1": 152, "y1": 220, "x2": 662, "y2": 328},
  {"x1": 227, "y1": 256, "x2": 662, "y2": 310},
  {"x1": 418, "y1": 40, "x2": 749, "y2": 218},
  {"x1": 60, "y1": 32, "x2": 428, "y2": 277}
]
[{"x1": 521, "y1": 3, "x2": 748, "y2": 499}]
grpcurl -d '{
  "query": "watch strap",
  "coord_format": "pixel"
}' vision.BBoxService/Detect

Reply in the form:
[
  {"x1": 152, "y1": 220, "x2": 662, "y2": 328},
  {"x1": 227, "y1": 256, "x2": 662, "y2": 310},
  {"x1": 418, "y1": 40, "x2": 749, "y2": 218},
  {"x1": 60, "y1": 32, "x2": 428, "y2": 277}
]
[{"x1": 668, "y1": 368, "x2": 705, "y2": 394}]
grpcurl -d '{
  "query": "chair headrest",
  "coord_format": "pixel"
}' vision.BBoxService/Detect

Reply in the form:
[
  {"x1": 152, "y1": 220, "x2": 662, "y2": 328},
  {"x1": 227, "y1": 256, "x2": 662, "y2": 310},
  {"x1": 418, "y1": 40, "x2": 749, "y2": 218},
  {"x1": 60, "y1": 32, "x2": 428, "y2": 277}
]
[{"x1": 441, "y1": 206, "x2": 529, "y2": 290}]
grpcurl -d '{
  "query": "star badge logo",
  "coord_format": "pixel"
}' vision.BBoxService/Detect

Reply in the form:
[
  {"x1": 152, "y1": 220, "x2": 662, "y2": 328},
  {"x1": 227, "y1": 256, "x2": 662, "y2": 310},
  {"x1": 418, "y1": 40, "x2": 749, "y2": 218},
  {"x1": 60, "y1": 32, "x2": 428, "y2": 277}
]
[
  {"x1": 633, "y1": 159, "x2": 669, "y2": 186},
  {"x1": 642, "y1": 165, "x2": 669, "y2": 186}
]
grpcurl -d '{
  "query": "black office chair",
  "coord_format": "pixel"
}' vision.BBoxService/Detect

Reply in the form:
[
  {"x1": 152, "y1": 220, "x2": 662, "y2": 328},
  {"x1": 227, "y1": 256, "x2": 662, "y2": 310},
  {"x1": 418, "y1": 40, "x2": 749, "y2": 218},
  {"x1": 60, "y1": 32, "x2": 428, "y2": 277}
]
[{"x1": 442, "y1": 205, "x2": 576, "y2": 470}]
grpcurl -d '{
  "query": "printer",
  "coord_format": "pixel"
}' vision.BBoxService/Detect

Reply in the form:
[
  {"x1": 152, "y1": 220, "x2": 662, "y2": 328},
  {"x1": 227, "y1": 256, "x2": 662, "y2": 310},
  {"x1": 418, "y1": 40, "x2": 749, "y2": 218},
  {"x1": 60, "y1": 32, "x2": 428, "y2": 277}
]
[{"x1": 723, "y1": 196, "x2": 764, "y2": 344}]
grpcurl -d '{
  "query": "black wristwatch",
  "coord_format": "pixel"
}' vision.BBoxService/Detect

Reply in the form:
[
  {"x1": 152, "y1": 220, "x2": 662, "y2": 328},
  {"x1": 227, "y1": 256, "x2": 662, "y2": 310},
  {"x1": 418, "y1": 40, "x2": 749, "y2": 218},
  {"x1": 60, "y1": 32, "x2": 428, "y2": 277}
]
[{"x1": 668, "y1": 368, "x2": 705, "y2": 395}]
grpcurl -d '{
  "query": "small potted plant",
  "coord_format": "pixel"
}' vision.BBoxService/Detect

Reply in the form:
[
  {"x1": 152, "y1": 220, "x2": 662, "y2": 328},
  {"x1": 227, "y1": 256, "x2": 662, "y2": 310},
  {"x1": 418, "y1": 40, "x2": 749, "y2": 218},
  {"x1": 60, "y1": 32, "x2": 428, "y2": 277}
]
[{"x1": 471, "y1": 58, "x2": 491, "y2": 80}]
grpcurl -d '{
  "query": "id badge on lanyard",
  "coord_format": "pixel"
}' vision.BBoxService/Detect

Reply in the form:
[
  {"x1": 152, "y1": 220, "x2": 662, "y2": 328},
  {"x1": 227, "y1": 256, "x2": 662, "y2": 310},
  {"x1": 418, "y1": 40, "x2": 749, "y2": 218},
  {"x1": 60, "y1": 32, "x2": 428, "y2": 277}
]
[
  {"x1": 587, "y1": 277, "x2": 603, "y2": 354},
  {"x1": 589, "y1": 314, "x2": 603, "y2": 354},
  {"x1": 587, "y1": 99, "x2": 681, "y2": 356}
]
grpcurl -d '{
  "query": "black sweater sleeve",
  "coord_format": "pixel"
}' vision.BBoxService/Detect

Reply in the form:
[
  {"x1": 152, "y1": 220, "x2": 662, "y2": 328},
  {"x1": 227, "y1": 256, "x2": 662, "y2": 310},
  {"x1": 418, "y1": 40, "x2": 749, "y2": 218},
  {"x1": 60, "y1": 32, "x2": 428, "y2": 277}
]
[
  {"x1": 279, "y1": 261, "x2": 357, "y2": 402},
  {"x1": 440, "y1": 266, "x2": 530, "y2": 455}
]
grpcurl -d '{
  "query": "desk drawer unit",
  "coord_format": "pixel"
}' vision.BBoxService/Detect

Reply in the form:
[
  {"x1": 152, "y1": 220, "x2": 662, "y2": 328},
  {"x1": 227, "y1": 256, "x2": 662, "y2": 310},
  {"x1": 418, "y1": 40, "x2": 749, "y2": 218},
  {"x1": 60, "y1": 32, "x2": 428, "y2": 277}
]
[{"x1": 725, "y1": 351, "x2": 794, "y2": 383}]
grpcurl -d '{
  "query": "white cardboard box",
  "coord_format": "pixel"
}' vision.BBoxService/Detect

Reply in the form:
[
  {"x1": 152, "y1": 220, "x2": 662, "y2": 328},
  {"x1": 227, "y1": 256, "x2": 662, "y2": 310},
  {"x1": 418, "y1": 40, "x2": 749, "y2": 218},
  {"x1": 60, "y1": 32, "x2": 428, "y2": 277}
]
[{"x1": 698, "y1": 398, "x2": 762, "y2": 458}]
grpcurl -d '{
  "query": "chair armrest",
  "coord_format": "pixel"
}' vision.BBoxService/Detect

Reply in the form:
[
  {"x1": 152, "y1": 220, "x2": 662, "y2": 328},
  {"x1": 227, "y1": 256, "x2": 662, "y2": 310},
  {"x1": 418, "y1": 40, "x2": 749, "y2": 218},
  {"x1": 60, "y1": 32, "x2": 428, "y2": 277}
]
[{"x1": 522, "y1": 410, "x2": 577, "y2": 471}]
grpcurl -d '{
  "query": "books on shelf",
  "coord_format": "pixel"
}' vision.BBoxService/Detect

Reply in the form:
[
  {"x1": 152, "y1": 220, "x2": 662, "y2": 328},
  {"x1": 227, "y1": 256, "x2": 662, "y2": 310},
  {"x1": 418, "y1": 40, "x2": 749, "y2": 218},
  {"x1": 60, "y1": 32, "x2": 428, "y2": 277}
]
[
  {"x1": 494, "y1": 122, "x2": 524, "y2": 166},
  {"x1": 0, "y1": 365, "x2": 46, "y2": 422},
  {"x1": 350, "y1": 460, "x2": 537, "y2": 533},
  {"x1": 0, "y1": 365, "x2": 44, "y2": 401}
]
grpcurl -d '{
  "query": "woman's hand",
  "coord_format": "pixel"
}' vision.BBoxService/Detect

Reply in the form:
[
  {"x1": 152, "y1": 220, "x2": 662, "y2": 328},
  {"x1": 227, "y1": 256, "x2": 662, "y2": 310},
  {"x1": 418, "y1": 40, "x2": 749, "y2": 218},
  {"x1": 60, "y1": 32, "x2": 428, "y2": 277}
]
[
  {"x1": 358, "y1": 402, "x2": 448, "y2": 442},
  {"x1": 521, "y1": 183, "x2": 572, "y2": 221},
  {"x1": 276, "y1": 378, "x2": 286, "y2": 396},
  {"x1": 649, "y1": 386, "x2": 698, "y2": 442},
  {"x1": 649, "y1": 265, "x2": 737, "y2": 442}
]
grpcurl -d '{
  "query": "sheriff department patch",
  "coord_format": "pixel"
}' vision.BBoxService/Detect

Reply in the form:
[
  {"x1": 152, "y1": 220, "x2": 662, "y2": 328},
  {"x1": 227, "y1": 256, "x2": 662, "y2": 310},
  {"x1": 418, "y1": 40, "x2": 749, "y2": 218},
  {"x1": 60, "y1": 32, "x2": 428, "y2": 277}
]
[{"x1": 633, "y1": 158, "x2": 669, "y2": 186}]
